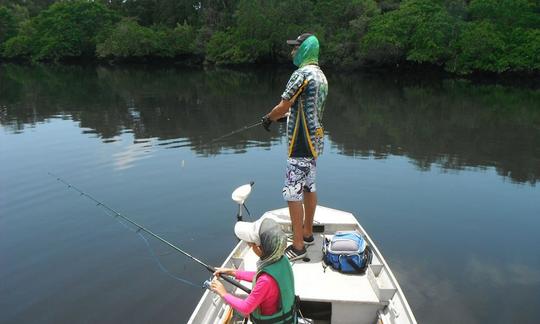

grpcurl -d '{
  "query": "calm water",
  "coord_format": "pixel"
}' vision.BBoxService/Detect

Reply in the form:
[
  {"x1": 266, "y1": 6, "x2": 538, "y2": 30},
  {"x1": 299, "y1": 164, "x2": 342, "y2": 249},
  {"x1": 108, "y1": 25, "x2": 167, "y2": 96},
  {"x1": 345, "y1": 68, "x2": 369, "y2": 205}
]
[{"x1": 1, "y1": 64, "x2": 539, "y2": 324}]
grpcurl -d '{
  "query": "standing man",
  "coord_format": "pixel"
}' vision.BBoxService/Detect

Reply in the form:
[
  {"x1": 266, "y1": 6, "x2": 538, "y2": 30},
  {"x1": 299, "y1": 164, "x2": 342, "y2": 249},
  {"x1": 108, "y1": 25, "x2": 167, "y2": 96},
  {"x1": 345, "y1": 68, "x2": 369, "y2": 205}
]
[{"x1": 262, "y1": 33, "x2": 328, "y2": 261}]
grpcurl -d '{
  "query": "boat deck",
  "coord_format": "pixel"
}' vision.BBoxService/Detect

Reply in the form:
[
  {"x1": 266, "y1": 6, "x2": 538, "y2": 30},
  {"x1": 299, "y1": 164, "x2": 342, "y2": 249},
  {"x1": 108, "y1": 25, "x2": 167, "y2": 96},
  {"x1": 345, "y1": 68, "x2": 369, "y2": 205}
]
[
  {"x1": 239, "y1": 232, "x2": 380, "y2": 304},
  {"x1": 188, "y1": 206, "x2": 417, "y2": 324},
  {"x1": 227, "y1": 207, "x2": 399, "y2": 324}
]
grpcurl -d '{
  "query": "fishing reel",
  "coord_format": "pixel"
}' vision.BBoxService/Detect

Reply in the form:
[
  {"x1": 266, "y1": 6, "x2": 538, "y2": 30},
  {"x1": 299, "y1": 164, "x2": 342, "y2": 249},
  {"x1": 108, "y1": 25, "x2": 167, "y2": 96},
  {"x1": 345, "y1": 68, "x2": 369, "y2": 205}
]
[{"x1": 203, "y1": 278, "x2": 212, "y2": 290}]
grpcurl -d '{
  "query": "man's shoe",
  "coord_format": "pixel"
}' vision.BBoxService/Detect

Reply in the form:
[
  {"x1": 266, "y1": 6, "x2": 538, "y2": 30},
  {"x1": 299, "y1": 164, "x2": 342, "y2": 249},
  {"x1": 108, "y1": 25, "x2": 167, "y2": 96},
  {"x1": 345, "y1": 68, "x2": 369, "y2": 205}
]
[
  {"x1": 285, "y1": 245, "x2": 307, "y2": 261},
  {"x1": 303, "y1": 235, "x2": 315, "y2": 246}
]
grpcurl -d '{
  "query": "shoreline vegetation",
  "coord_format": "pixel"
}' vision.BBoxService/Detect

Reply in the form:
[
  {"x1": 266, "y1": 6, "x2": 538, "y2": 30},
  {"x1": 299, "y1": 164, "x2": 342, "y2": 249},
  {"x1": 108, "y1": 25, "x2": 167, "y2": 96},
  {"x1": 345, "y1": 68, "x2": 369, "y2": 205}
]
[{"x1": 0, "y1": 0, "x2": 538, "y2": 76}]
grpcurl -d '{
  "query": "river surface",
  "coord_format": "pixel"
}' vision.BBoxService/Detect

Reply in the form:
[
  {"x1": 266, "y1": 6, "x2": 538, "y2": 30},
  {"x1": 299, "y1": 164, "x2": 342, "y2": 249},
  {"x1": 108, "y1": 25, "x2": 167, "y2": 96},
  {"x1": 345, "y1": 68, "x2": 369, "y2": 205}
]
[{"x1": 1, "y1": 64, "x2": 539, "y2": 324}]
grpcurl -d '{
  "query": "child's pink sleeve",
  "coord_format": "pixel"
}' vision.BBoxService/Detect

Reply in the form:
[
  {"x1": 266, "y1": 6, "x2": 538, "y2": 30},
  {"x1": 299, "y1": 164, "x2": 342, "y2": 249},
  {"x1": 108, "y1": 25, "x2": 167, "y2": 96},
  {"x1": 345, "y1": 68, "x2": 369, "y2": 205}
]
[
  {"x1": 234, "y1": 270, "x2": 255, "y2": 282},
  {"x1": 223, "y1": 274, "x2": 277, "y2": 316}
]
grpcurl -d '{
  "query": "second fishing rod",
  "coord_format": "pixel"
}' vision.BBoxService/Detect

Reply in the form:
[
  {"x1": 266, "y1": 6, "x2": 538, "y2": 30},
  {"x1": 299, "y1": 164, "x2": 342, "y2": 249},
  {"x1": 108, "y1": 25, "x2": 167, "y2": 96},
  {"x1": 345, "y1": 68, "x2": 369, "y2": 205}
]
[
  {"x1": 204, "y1": 115, "x2": 287, "y2": 146},
  {"x1": 48, "y1": 172, "x2": 251, "y2": 294}
]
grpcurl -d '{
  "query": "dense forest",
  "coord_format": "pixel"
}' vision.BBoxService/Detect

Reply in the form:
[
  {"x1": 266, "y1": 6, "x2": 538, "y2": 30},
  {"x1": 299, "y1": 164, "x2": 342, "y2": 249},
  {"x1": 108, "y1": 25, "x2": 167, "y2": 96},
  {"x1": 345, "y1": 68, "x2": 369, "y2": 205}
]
[{"x1": 0, "y1": 0, "x2": 538, "y2": 74}]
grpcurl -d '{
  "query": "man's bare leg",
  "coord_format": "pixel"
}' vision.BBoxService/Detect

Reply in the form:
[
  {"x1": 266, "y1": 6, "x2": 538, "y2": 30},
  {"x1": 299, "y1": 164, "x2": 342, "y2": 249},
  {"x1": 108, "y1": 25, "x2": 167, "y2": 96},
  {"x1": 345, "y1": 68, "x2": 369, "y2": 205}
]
[
  {"x1": 288, "y1": 201, "x2": 305, "y2": 250},
  {"x1": 303, "y1": 191, "x2": 317, "y2": 238}
]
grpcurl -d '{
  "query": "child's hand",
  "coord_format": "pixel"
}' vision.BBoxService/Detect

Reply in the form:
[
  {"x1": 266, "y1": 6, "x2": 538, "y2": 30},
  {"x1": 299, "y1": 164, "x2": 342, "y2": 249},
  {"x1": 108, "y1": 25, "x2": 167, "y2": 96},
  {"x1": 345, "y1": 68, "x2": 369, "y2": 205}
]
[
  {"x1": 213, "y1": 267, "x2": 236, "y2": 277},
  {"x1": 210, "y1": 278, "x2": 227, "y2": 297}
]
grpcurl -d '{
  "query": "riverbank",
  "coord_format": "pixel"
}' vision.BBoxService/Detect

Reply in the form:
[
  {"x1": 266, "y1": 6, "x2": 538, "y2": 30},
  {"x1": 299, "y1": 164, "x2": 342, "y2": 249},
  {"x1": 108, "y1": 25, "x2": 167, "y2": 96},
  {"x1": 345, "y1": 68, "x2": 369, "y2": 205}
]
[
  {"x1": 2, "y1": 58, "x2": 538, "y2": 90},
  {"x1": 1, "y1": 1, "x2": 538, "y2": 77}
]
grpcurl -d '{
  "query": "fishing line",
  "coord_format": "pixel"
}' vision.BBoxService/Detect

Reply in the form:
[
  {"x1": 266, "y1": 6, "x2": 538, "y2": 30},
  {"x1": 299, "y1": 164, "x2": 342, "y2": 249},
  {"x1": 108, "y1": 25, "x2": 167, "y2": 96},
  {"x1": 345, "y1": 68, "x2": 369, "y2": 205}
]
[
  {"x1": 242, "y1": 203, "x2": 251, "y2": 220},
  {"x1": 104, "y1": 208, "x2": 201, "y2": 289},
  {"x1": 48, "y1": 172, "x2": 252, "y2": 293}
]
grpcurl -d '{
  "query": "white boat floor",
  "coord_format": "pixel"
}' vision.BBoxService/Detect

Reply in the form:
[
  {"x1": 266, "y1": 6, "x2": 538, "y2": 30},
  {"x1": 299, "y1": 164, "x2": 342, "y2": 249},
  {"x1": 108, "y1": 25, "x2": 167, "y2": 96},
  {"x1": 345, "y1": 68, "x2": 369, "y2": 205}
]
[
  {"x1": 189, "y1": 205, "x2": 416, "y2": 324},
  {"x1": 236, "y1": 234, "x2": 380, "y2": 305}
]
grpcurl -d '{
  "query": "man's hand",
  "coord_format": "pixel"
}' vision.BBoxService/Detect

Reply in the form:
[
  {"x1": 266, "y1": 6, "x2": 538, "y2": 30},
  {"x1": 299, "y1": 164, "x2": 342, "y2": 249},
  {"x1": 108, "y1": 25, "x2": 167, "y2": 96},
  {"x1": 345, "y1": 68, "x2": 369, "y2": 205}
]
[
  {"x1": 261, "y1": 115, "x2": 272, "y2": 132},
  {"x1": 264, "y1": 100, "x2": 292, "y2": 131}
]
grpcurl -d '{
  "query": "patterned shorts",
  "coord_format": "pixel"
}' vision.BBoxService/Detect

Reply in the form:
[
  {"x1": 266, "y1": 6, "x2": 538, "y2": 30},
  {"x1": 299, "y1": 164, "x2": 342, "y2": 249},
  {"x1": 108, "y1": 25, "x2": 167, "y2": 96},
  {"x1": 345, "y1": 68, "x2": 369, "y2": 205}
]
[{"x1": 282, "y1": 157, "x2": 317, "y2": 201}]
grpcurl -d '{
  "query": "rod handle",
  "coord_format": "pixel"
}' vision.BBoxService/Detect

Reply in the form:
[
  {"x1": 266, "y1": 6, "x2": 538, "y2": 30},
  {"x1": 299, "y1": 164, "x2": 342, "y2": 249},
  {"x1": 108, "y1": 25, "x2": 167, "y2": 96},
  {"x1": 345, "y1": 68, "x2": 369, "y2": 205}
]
[
  {"x1": 221, "y1": 275, "x2": 252, "y2": 294},
  {"x1": 206, "y1": 265, "x2": 252, "y2": 294}
]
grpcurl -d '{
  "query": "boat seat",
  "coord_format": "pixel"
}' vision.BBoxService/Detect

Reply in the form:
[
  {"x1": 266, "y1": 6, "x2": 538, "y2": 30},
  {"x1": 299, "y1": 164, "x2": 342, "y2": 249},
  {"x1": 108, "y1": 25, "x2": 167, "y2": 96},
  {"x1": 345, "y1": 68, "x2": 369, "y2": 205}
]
[{"x1": 236, "y1": 234, "x2": 381, "y2": 305}]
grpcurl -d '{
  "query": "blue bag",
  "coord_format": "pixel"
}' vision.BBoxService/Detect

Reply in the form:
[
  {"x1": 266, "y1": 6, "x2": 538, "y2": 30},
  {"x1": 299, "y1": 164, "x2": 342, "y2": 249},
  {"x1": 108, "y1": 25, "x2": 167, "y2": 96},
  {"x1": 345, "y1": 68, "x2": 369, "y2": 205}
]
[{"x1": 323, "y1": 231, "x2": 371, "y2": 274}]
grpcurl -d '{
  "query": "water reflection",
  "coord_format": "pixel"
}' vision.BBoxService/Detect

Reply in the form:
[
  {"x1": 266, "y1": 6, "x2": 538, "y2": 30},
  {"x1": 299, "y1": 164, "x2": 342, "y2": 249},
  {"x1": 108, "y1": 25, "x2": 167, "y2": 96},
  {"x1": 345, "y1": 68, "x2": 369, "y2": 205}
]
[
  {"x1": 395, "y1": 255, "x2": 540, "y2": 324},
  {"x1": 1, "y1": 64, "x2": 539, "y2": 184},
  {"x1": 326, "y1": 74, "x2": 540, "y2": 185}
]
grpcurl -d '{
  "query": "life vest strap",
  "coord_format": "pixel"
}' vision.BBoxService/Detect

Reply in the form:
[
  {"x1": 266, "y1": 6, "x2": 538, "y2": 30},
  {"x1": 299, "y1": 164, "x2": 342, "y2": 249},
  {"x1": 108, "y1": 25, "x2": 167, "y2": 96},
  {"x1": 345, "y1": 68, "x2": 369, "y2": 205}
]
[{"x1": 251, "y1": 307, "x2": 295, "y2": 324}]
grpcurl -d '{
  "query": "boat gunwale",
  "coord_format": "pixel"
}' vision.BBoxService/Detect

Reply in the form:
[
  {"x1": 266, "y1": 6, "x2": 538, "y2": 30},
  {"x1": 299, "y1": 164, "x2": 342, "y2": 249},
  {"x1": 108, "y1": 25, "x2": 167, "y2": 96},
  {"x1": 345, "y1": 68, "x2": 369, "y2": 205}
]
[{"x1": 188, "y1": 205, "x2": 417, "y2": 324}]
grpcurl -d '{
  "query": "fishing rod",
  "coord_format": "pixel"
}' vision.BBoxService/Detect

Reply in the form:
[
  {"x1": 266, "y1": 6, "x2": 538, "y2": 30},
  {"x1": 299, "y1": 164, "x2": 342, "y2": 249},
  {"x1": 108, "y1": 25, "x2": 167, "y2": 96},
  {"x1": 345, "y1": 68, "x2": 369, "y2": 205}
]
[
  {"x1": 48, "y1": 172, "x2": 251, "y2": 294},
  {"x1": 204, "y1": 115, "x2": 288, "y2": 147},
  {"x1": 205, "y1": 120, "x2": 263, "y2": 145}
]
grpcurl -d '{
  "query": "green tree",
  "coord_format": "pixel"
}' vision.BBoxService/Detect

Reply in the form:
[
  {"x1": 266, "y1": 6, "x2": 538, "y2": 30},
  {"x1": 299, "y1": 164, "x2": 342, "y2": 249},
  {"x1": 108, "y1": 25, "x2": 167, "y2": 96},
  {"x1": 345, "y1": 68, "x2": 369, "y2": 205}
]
[
  {"x1": 96, "y1": 18, "x2": 158, "y2": 58},
  {"x1": 376, "y1": 0, "x2": 401, "y2": 12},
  {"x1": 0, "y1": 0, "x2": 55, "y2": 17},
  {"x1": 448, "y1": 0, "x2": 540, "y2": 73},
  {"x1": 2, "y1": 20, "x2": 35, "y2": 59},
  {"x1": 97, "y1": 0, "x2": 227, "y2": 28},
  {"x1": 505, "y1": 28, "x2": 540, "y2": 71},
  {"x1": 3, "y1": 0, "x2": 119, "y2": 61},
  {"x1": 1, "y1": 0, "x2": 539, "y2": 73},
  {"x1": 314, "y1": 0, "x2": 379, "y2": 68},
  {"x1": 361, "y1": 0, "x2": 457, "y2": 65},
  {"x1": 96, "y1": 18, "x2": 196, "y2": 59},
  {"x1": 157, "y1": 22, "x2": 196, "y2": 57},
  {"x1": 205, "y1": 0, "x2": 276, "y2": 64},
  {"x1": 206, "y1": 0, "x2": 315, "y2": 64},
  {"x1": 468, "y1": 0, "x2": 540, "y2": 29},
  {"x1": 448, "y1": 20, "x2": 508, "y2": 73},
  {"x1": 0, "y1": 6, "x2": 17, "y2": 45},
  {"x1": 443, "y1": 0, "x2": 467, "y2": 19}
]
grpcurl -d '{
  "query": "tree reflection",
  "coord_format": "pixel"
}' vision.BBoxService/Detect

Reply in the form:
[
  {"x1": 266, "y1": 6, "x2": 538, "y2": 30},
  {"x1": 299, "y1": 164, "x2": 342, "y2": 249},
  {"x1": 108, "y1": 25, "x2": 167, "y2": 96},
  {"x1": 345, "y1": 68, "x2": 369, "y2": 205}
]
[
  {"x1": 325, "y1": 73, "x2": 540, "y2": 185},
  {"x1": 1, "y1": 64, "x2": 538, "y2": 184}
]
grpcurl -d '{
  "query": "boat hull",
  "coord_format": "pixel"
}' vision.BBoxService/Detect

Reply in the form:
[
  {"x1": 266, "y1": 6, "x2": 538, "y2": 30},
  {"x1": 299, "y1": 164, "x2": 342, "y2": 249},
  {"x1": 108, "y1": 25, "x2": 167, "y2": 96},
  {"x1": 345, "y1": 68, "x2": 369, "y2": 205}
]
[{"x1": 188, "y1": 206, "x2": 417, "y2": 324}]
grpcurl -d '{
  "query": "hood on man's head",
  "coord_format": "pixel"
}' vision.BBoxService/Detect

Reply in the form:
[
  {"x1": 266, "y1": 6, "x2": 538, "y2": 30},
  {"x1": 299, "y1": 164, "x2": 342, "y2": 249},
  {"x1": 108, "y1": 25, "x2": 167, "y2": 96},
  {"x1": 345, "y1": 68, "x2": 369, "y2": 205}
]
[{"x1": 292, "y1": 34, "x2": 319, "y2": 67}]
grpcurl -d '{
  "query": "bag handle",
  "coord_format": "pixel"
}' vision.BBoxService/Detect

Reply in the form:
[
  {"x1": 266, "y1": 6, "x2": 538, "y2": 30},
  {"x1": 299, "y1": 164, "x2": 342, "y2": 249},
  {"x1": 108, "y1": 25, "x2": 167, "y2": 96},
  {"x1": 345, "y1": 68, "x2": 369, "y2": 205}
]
[
  {"x1": 343, "y1": 255, "x2": 364, "y2": 273},
  {"x1": 341, "y1": 247, "x2": 373, "y2": 274}
]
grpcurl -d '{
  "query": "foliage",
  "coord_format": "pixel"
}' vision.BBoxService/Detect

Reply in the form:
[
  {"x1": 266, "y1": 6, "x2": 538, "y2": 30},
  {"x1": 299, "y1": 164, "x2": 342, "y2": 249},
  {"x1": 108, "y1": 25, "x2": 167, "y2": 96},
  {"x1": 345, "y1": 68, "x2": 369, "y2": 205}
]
[
  {"x1": 96, "y1": 0, "x2": 234, "y2": 28},
  {"x1": 376, "y1": 0, "x2": 401, "y2": 12},
  {"x1": 448, "y1": 20, "x2": 507, "y2": 73},
  {"x1": 2, "y1": 20, "x2": 35, "y2": 59},
  {"x1": 5, "y1": 4, "x2": 31, "y2": 24},
  {"x1": 96, "y1": 18, "x2": 196, "y2": 59},
  {"x1": 1, "y1": 0, "x2": 55, "y2": 17},
  {"x1": 1, "y1": 0, "x2": 539, "y2": 74},
  {"x1": 0, "y1": 6, "x2": 17, "y2": 45},
  {"x1": 206, "y1": 0, "x2": 314, "y2": 64},
  {"x1": 96, "y1": 18, "x2": 157, "y2": 58},
  {"x1": 505, "y1": 28, "x2": 540, "y2": 71},
  {"x1": 2, "y1": 0, "x2": 119, "y2": 61},
  {"x1": 314, "y1": 0, "x2": 380, "y2": 68},
  {"x1": 361, "y1": 0, "x2": 457, "y2": 65},
  {"x1": 159, "y1": 22, "x2": 197, "y2": 56},
  {"x1": 468, "y1": 0, "x2": 540, "y2": 29},
  {"x1": 448, "y1": 0, "x2": 540, "y2": 73},
  {"x1": 443, "y1": 0, "x2": 467, "y2": 19}
]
